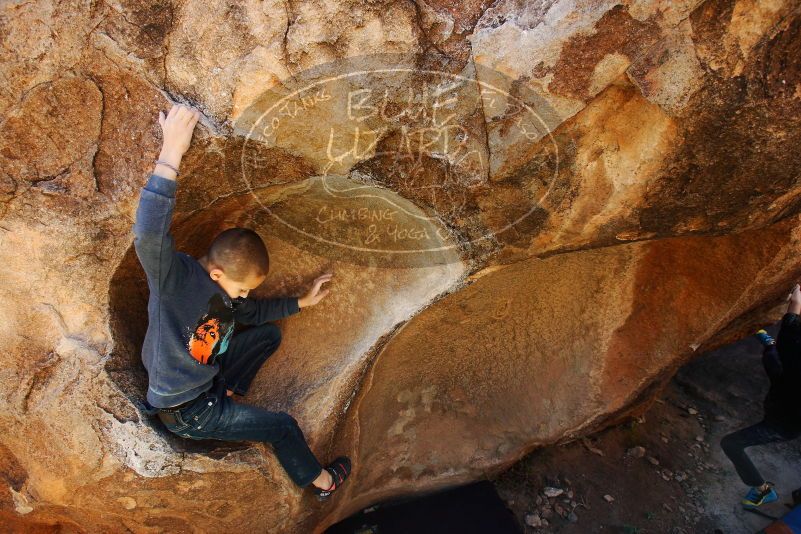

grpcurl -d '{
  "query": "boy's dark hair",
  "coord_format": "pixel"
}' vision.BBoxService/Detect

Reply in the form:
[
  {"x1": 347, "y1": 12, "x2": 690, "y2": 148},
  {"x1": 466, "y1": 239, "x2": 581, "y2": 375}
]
[{"x1": 207, "y1": 227, "x2": 269, "y2": 281}]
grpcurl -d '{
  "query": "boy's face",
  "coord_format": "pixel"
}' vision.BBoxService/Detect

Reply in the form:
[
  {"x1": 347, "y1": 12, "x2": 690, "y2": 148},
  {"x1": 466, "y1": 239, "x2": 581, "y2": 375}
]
[{"x1": 209, "y1": 269, "x2": 266, "y2": 300}]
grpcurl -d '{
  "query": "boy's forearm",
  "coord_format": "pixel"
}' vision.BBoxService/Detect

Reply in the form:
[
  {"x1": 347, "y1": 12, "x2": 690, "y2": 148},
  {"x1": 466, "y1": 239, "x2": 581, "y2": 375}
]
[
  {"x1": 232, "y1": 297, "x2": 301, "y2": 324},
  {"x1": 256, "y1": 297, "x2": 300, "y2": 321},
  {"x1": 134, "y1": 175, "x2": 177, "y2": 234}
]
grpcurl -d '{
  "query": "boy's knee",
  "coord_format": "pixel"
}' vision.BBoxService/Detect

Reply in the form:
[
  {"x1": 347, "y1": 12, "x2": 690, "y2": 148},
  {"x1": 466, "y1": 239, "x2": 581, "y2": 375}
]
[
  {"x1": 276, "y1": 411, "x2": 303, "y2": 437},
  {"x1": 720, "y1": 433, "x2": 738, "y2": 453},
  {"x1": 277, "y1": 411, "x2": 298, "y2": 427}
]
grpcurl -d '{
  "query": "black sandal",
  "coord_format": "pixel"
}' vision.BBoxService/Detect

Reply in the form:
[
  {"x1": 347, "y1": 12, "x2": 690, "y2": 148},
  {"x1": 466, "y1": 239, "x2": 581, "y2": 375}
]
[{"x1": 314, "y1": 456, "x2": 351, "y2": 500}]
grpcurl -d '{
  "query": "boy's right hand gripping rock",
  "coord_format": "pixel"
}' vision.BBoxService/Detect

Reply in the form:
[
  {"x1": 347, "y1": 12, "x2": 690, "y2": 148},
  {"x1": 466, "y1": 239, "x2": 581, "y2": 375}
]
[{"x1": 155, "y1": 104, "x2": 201, "y2": 180}]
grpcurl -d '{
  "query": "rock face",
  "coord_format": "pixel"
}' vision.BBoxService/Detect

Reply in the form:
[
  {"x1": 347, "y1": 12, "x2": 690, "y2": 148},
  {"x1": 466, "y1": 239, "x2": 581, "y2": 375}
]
[{"x1": 1, "y1": 0, "x2": 800, "y2": 532}]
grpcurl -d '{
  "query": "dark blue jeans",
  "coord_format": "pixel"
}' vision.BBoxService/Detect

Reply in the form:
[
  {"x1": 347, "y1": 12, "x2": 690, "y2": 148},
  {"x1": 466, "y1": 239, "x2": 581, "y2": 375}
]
[{"x1": 159, "y1": 322, "x2": 324, "y2": 487}]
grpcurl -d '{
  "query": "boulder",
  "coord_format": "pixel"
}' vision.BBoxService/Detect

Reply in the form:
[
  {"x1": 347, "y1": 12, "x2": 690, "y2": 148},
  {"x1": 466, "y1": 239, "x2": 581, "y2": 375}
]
[{"x1": 0, "y1": 0, "x2": 800, "y2": 532}]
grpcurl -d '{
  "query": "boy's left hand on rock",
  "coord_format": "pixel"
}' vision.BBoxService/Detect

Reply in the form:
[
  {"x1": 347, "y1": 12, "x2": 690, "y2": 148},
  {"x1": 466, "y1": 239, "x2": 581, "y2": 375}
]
[{"x1": 299, "y1": 272, "x2": 333, "y2": 308}]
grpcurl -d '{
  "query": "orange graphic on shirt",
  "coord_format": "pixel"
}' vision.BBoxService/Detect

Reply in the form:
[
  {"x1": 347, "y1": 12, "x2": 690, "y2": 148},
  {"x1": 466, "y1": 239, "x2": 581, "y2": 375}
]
[
  {"x1": 185, "y1": 293, "x2": 234, "y2": 366},
  {"x1": 188, "y1": 317, "x2": 222, "y2": 364}
]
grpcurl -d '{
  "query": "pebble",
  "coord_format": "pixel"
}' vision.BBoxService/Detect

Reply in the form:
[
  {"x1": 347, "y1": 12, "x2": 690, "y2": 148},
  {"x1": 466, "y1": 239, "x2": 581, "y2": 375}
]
[
  {"x1": 604, "y1": 494, "x2": 615, "y2": 503},
  {"x1": 543, "y1": 487, "x2": 564, "y2": 498},
  {"x1": 647, "y1": 456, "x2": 660, "y2": 466},
  {"x1": 695, "y1": 436, "x2": 704, "y2": 442},
  {"x1": 525, "y1": 513, "x2": 542, "y2": 527},
  {"x1": 568, "y1": 511, "x2": 579, "y2": 523},
  {"x1": 688, "y1": 408, "x2": 698, "y2": 415},
  {"x1": 627, "y1": 446, "x2": 646, "y2": 458},
  {"x1": 714, "y1": 415, "x2": 726, "y2": 422}
]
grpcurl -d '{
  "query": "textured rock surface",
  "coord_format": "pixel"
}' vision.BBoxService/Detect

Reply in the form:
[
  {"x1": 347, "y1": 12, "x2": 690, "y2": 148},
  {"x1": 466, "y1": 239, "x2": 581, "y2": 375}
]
[{"x1": 1, "y1": 0, "x2": 800, "y2": 532}]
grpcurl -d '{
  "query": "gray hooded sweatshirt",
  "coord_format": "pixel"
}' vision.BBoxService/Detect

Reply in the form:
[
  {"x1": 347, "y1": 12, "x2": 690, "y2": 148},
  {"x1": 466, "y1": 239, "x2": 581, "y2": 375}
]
[{"x1": 133, "y1": 173, "x2": 300, "y2": 408}]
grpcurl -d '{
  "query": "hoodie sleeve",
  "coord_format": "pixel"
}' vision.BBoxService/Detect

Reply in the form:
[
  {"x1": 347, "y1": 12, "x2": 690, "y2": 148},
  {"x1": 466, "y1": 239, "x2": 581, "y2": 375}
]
[
  {"x1": 232, "y1": 296, "x2": 301, "y2": 325},
  {"x1": 777, "y1": 312, "x2": 801, "y2": 362},
  {"x1": 774, "y1": 311, "x2": 801, "y2": 374},
  {"x1": 762, "y1": 345, "x2": 783, "y2": 382},
  {"x1": 132, "y1": 174, "x2": 191, "y2": 294}
]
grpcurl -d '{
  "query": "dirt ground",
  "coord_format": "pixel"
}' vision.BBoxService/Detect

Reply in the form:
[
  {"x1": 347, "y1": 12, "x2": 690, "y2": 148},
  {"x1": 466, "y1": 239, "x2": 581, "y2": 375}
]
[{"x1": 493, "y1": 324, "x2": 801, "y2": 534}]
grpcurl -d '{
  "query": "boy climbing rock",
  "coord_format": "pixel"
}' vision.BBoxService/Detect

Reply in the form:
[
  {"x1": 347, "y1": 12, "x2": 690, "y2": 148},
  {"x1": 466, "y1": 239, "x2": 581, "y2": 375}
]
[
  {"x1": 133, "y1": 102, "x2": 350, "y2": 499},
  {"x1": 720, "y1": 283, "x2": 801, "y2": 509}
]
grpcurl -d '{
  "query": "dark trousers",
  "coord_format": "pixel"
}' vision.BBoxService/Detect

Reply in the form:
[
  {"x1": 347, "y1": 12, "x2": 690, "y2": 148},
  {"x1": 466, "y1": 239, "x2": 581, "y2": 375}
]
[
  {"x1": 720, "y1": 341, "x2": 801, "y2": 487},
  {"x1": 720, "y1": 416, "x2": 801, "y2": 487},
  {"x1": 221, "y1": 321, "x2": 283, "y2": 396},
  {"x1": 158, "y1": 322, "x2": 323, "y2": 487}
]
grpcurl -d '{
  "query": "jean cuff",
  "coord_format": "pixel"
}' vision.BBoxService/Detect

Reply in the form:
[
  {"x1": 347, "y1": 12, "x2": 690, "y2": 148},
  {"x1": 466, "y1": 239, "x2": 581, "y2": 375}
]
[
  {"x1": 144, "y1": 173, "x2": 178, "y2": 197},
  {"x1": 298, "y1": 466, "x2": 325, "y2": 488}
]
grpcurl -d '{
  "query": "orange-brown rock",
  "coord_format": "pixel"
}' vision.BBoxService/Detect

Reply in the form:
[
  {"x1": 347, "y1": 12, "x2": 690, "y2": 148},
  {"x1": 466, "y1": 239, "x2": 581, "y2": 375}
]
[{"x1": 1, "y1": 0, "x2": 800, "y2": 532}]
